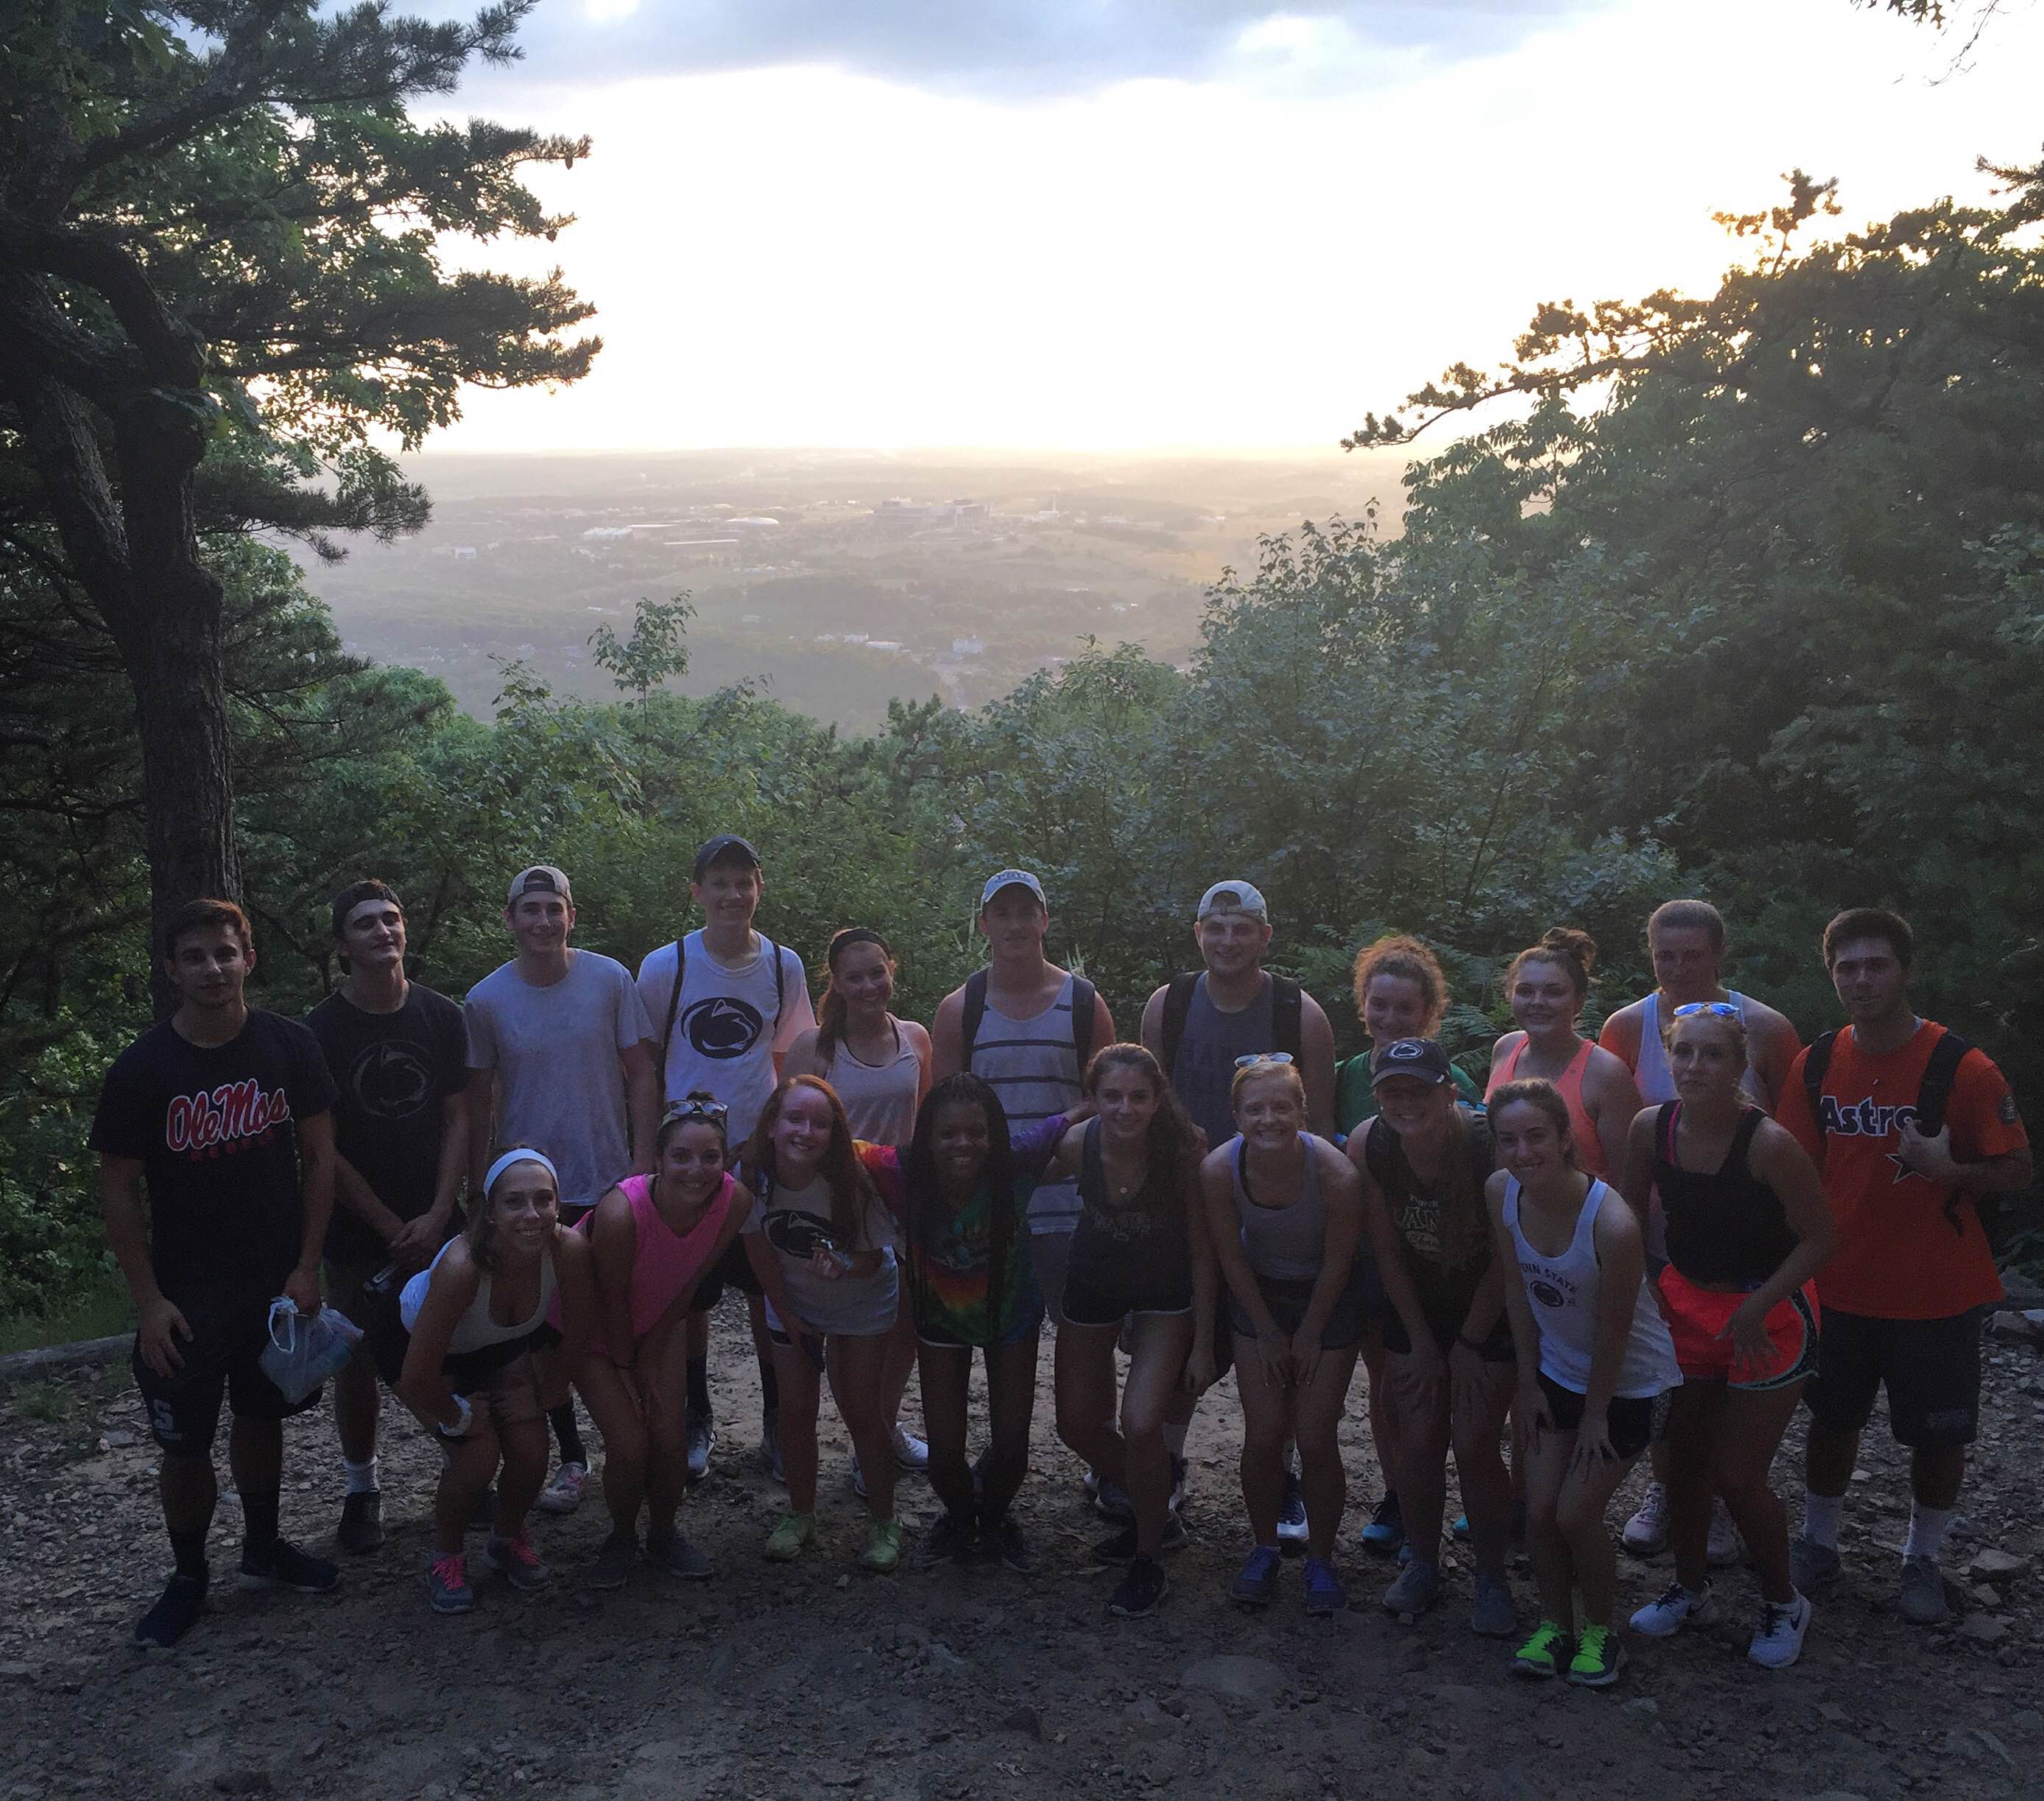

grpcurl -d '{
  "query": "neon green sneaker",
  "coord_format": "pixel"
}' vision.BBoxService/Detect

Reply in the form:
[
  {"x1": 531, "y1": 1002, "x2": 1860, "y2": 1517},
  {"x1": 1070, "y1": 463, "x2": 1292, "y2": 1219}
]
[
  {"x1": 763, "y1": 1511, "x2": 815, "y2": 1562},
  {"x1": 1512, "y1": 1619, "x2": 1570, "y2": 1680},
  {"x1": 860, "y1": 1518, "x2": 903, "y2": 1574},
  {"x1": 1565, "y1": 1622, "x2": 1627, "y2": 1688}
]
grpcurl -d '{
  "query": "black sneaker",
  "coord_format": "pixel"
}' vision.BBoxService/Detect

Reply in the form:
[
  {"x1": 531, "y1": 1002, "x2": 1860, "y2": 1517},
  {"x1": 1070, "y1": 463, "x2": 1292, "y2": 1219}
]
[
  {"x1": 239, "y1": 1538, "x2": 341, "y2": 1593},
  {"x1": 918, "y1": 1511, "x2": 979, "y2": 1567},
  {"x1": 337, "y1": 1490, "x2": 384, "y2": 1555},
  {"x1": 1092, "y1": 1517, "x2": 1188, "y2": 1565},
  {"x1": 985, "y1": 1515, "x2": 1036, "y2": 1574},
  {"x1": 134, "y1": 1573, "x2": 208, "y2": 1647},
  {"x1": 1110, "y1": 1555, "x2": 1169, "y2": 1618}
]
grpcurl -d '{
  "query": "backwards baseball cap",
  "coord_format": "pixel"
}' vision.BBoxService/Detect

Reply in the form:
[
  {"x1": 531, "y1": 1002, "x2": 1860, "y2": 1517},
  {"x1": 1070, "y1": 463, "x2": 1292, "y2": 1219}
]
[
  {"x1": 1370, "y1": 1037, "x2": 1454, "y2": 1088},
  {"x1": 692, "y1": 834, "x2": 761, "y2": 881},
  {"x1": 979, "y1": 868, "x2": 1046, "y2": 909},
  {"x1": 507, "y1": 864, "x2": 572, "y2": 907},
  {"x1": 1197, "y1": 879, "x2": 1268, "y2": 923}
]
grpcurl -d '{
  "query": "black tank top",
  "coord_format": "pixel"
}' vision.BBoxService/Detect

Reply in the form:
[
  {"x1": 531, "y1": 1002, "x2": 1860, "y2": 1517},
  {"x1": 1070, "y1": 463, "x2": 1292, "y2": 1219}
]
[
  {"x1": 1074, "y1": 1119, "x2": 1190, "y2": 1282},
  {"x1": 1650, "y1": 1102, "x2": 1798, "y2": 1286}
]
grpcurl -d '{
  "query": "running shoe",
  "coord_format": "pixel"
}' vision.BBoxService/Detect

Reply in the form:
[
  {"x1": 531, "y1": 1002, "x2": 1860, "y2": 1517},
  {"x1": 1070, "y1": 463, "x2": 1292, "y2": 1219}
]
[
  {"x1": 1168, "y1": 1455, "x2": 1189, "y2": 1519},
  {"x1": 1109, "y1": 1555, "x2": 1169, "y2": 1618},
  {"x1": 919, "y1": 1511, "x2": 979, "y2": 1567},
  {"x1": 986, "y1": 1515, "x2": 1037, "y2": 1574},
  {"x1": 586, "y1": 1529, "x2": 638, "y2": 1590},
  {"x1": 1471, "y1": 1570, "x2": 1518, "y2": 1638},
  {"x1": 482, "y1": 1532, "x2": 551, "y2": 1593},
  {"x1": 1565, "y1": 1624, "x2": 1627, "y2": 1688},
  {"x1": 1359, "y1": 1492, "x2": 1405, "y2": 1557},
  {"x1": 134, "y1": 1573, "x2": 208, "y2": 1646},
  {"x1": 1230, "y1": 1544, "x2": 1283, "y2": 1609},
  {"x1": 685, "y1": 1412, "x2": 714, "y2": 1484},
  {"x1": 1788, "y1": 1535, "x2": 1841, "y2": 1596},
  {"x1": 337, "y1": 1490, "x2": 384, "y2": 1555},
  {"x1": 238, "y1": 1539, "x2": 342, "y2": 1593},
  {"x1": 761, "y1": 1411, "x2": 785, "y2": 1486},
  {"x1": 1706, "y1": 1496, "x2": 1742, "y2": 1569},
  {"x1": 1450, "y1": 1513, "x2": 1472, "y2": 1544},
  {"x1": 1302, "y1": 1556, "x2": 1349, "y2": 1618},
  {"x1": 1622, "y1": 1482, "x2": 1669, "y2": 1555},
  {"x1": 427, "y1": 1552, "x2": 473, "y2": 1615},
  {"x1": 535, "y1": 1461, "x2": 588, "y2": 1515},
  {"x1": 1898, "y1": 1556, "x2": 1950, "y2": 1625},
  {"x1": 1275, "y1": 1473, "x2": 1309, "y2": 1549},
  {"x1": 1382, "y1": 1558, "x2": 1439, "y2": 1618},
  {"x1": 647, "y1": 1532, "x2": 713, "y2": 1582},
  {"x1": 1748, "y1": 1593, "x2": 1812, "y2": 1668},
  {"x1": 1629, "y1": 1579, "x2": 1712, "y2": 1637},
  {"x1": 1512, "y1": 1620, "x2": 1569, "y2": 1680},
  {"x1": 1094, "y1": 1476, "x2": 1135, "y2": 1525},
  {"x1": 891, "y1": 1423, "x2": 930, "y2": 1472},
  {"x1": 763, "y1": 1510, "x2": 815, "y2": 1562},
  {"x1": 1091, "y1": 1517, "x2": 1188, "y2": 1565},
  {"x1": 861, "y1": 1519, "x2": 904, "y2": 1574}
]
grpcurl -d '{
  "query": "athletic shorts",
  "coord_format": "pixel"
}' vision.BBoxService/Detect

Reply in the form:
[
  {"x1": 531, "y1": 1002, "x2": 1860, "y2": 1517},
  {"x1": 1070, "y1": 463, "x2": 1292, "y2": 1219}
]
[
  {"x1": 1805, "y1": 1305, "x2": 1981, "y2": 1449},
  {"x1": 323, "y1": 1256, "x2": 386, "y2": 1328},
  {"x1": 435, "y1": 1329, "x2": 560, "y2": 1438},
  {"x1": 1382, "y1": 1305, "x2": 1515, "y2": 1364},
  {"x1": 133, "y1": 1290, "x2": 323, "y2": 1453},
  {"x1": 1060, "y1": 1260, "x2": 1194, "y2": 1330},
  {"x1": 1537, "y1": 1372, "x2": 1670, "y2": 1462},
  {"x1": 1659, "y1": 1266, "x2": 1819, "y2": 1390},
  {"x1": 762, "y1": 1297, "x2": 891, "y2": 1346},
  {"x1": 690, "y1": 1233, "x2": 764, "y2": 1311},
  {"x1": 1228, "y1": 1272, "x2": 1371, "y2": 1352},
  {"x1": 917, "y1": 1305, "x2": 1044, "y2": 1353}
]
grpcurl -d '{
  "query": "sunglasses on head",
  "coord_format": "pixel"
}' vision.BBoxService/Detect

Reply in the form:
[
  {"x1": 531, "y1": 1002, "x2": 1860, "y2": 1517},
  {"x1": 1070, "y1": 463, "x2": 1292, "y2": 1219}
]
[
  {"x1": 1234, "y1": 1051, "x2": 1295, "y2": 1068},
  {"x1": 1672, "y1": 1001, "x2": 1740, "y2": 1020},
  {"x1": 663, "y1": 1097, "x2": 730, "y2": 1124}
]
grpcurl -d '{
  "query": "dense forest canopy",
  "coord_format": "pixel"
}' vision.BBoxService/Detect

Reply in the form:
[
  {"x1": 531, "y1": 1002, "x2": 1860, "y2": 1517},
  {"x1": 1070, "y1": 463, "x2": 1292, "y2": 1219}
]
[{"x1": 2, "y1": 0, "x2": 2040, "y2": 1320}]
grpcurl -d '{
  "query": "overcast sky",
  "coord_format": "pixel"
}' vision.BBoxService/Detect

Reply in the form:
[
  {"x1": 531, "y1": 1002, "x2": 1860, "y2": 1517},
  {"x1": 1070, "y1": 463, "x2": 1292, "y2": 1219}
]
[{"x1": 420, "y1": 0, "x2": 2044, "y2": 453}]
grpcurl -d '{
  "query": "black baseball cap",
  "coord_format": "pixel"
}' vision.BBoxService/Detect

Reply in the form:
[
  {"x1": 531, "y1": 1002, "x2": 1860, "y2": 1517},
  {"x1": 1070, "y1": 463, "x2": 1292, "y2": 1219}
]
[
  {"x1": 1370, "y1": 1037, "x2": 1454, "y2": 1088},
  {"x1": 692, "y1": 834, "x2": 761, "y2": 881}
]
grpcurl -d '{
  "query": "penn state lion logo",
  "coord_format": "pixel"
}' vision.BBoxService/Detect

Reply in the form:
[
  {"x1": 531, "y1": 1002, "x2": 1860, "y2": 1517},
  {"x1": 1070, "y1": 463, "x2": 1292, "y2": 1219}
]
[
  {"x1": 1531, "y1": 1280, "x2": 1565, "y2": 1310},
  {"x1": 683, "y1": 995, "x2": 764, "y2": 1060},
  {"x1": 349, "y1": 1040, "x2": 431, "y2": 1120}
]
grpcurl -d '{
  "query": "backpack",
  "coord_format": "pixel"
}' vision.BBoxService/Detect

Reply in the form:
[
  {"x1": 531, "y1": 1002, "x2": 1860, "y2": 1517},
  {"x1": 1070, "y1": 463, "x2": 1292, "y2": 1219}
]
[
  {"x1": 1802, "y1": 1026, "x2": 1975, "y2": 1236},
  {"x1": 657, "y1": 932, "x2": 792, "y2": 1100},
  {"x1": 959, "y1": 968, "x2": 1098, "y2": 1079},
  {"x1": 1158, "y1": 970, "x2": 1302, "y2": 1076}
]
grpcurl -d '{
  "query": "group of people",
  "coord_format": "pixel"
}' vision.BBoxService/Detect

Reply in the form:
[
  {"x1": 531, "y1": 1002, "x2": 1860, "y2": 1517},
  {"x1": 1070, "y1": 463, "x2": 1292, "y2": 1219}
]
[{"x1": 92, "y1": 838, "x2": 2031, "y2": 1691}]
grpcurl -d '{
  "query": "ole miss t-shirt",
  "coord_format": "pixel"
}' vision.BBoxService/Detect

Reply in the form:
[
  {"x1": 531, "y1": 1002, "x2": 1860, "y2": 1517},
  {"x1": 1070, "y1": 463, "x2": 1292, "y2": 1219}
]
[
  {"x1": 89, "y1": 1009, "x2": 336, "y2": 1300},
  {"x1": 1777, "y1": 1021, "x2": 2027, "y2": 1320}
]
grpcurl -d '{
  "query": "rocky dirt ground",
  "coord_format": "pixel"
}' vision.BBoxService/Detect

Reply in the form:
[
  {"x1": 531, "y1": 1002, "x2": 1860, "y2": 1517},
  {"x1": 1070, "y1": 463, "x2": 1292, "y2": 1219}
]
[{"x1": 4, "y1": 1310, "x2": 2041, "y2": 1801}]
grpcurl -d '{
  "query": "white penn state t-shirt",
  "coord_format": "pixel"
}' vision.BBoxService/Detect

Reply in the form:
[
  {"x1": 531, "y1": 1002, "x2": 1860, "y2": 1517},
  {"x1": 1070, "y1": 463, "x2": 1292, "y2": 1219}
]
[{"x1": 637, "y1": 930, "x2": 815, "y2": 1148}]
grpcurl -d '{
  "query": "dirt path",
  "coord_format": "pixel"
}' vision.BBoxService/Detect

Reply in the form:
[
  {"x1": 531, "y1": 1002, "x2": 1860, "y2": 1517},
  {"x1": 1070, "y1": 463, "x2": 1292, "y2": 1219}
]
[{"x1": 4, "y1": 1315, "x2": 2040, "y2": 1801}]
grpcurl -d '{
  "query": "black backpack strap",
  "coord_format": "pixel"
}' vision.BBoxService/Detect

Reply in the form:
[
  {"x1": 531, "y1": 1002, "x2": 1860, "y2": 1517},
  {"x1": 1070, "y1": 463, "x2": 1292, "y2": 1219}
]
[
  {"x1": 658, "y1": 935, "x2": 688, "y2": 1098},
  {"x1": 1071, "y1": 976, "x2": 1098, "y2": 1078},
  {"x1": 1160, "y1": 972, "x2": 1199, "y2": 1076},
  {"x1": 1801, "y1": 1029, "x2": 1838, "y2": 1144},
  {"x1": 764, "y1": 934, "x2": 788, "y2": 1037},
  {"x1": 1271, "y1": 975, "x2": 1303, "y2": 1060},
  {"x1": 1915, "y1": 1029, "x2": 1974, "y2": 1236},
  {"x1": 960, "y1": 968, "x2": 990, "y2": 1067},
  {"x1": 1362, "y1": 1115, "x2": 1393, "y2": 1187}
]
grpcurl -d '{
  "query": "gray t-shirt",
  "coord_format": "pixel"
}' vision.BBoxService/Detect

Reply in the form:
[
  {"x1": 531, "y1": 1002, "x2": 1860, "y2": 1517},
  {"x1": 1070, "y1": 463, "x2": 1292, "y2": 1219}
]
[
  {"x1": 743, "y1": 1171, "x2": 899, "y2": 1337},
  {"x1": 465, "y1": 951, "x2": 655, "y2": 1212}
]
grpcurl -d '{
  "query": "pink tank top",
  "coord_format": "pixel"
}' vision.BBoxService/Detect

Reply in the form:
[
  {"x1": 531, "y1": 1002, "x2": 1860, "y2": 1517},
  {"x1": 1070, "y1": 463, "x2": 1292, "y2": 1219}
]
[
  {"x1": 1488, "y1": 1035, "x2": 1607, "y2": 1177},
  {"x1": 583, "y1": 1171, "x2": 737, "y2": 1358}
]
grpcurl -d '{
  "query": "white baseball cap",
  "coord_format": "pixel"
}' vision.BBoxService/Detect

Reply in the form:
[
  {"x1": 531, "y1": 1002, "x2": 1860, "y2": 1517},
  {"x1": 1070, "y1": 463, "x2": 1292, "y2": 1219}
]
[{"x1": 1197, "y1": 879, "x2": 1268, "y2": 922}]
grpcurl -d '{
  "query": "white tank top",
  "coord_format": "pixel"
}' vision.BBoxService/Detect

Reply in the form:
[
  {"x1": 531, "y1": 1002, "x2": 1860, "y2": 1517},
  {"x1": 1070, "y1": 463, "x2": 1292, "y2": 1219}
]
[
  {"x1": 1634, "y1": 991, "x2": 1769, "y2": 1107},
  {"x1": 822, "y1": 1023, "x2": 921, "y2": 1148},
  {"x1": 1504, "y1": 1177, "x2": 1680, "y2": 1399},
  {"x1": 401, "y1": 1238, "x2": 557, "y2": 1355}
]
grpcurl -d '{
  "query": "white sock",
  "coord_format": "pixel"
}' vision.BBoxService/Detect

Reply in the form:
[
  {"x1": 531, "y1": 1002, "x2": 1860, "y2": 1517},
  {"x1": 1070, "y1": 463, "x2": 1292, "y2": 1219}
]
[
  {"x1": 344, "y1": 1456, "x2": 380, "y2": 1496},
  {"x1": 1903, "y1": 1503, "x2": 1953, "y2": 1562},
  {"x1": 1802, "y1": 1490, "x2": 1844, "y2": 1549},
  {"x1": 1163, "y1": 1423, "x2": 1188, "y2": 1459}
]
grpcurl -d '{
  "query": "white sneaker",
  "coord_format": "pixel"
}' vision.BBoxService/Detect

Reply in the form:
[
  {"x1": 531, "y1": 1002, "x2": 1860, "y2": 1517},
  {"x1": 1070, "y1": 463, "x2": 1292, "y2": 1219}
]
[
  {"x1": 1706, "y1": 1496, "x2": 1742, "y2": 1568},
  {"x1": 1629, "y1": 1578, "x2": 1712, "y2": 1638},
  {"x1": 1747, "y1": 1592, "x2": 1811, "y2": 1669},
  {"x1": 1622, "y1": 1482, "x2": 1670, "y2": 1554},
  {"x1": 890, "y1": 1423, "x2": 930, "y2": 1472},
  {"x1": 535, "y1": 1462, "x2": 587, "y2": 1515}
]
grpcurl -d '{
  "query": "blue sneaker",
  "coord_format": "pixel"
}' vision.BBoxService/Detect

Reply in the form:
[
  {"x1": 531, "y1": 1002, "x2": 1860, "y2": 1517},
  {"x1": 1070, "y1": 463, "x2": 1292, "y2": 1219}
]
[
  {"x1": 1230, "y1": 1545, "x2": 1283, "y2": 1609},
  {"x1": 1450, "y1": 1513, "x2": 1471, "y2": 1543},
  {"x1": 1360, "y1": 1492, "x2": 1404, "y2": 1557},
  {"x1": 1303, "y1": 1556, "x2": 1349, "y2": 1618}
]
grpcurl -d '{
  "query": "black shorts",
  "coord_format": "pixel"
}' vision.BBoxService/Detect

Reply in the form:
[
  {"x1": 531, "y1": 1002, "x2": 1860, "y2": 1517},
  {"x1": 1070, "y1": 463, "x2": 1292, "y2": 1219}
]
[
  {"x1": 1383, "y1": 1306, "x2": 1515, "y2": 1364},
  {"x1": 1228, "y1": 1272, "x2": 1372, "y2": 1352},
  {"x1": 690, "y1": 1233, "x2": 764, "y2": 1311},
  {"x1": 1805, "y1": 1305, "x2": 1981, "y2": 1448},
  {"x1": 133, "y1": 1291, "x2": 322, "y2": 1453},
  {"x1": 1062, "y1": 1267, "x2": 1193, "y2": 1330},
  {"x1": 1537, "y1": 1372, "x2": 1669, "y2": 1462}
]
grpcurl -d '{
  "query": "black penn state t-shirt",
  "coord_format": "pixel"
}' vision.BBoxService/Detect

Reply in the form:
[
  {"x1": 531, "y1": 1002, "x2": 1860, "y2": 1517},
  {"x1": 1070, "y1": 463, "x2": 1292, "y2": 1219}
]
[
  {"x1": 89, "y1": 1010, "x2": 336, "y2": 1302},
  {"x1": 306, "y1": 984, "x2": 468, "y2": 1266}
]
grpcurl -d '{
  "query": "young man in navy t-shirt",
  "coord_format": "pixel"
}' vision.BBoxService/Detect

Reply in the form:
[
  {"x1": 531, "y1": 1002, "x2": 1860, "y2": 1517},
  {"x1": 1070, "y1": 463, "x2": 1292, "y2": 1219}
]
[{"x1": 94, "y1": 899, "x2": 342, "y2": 1647}]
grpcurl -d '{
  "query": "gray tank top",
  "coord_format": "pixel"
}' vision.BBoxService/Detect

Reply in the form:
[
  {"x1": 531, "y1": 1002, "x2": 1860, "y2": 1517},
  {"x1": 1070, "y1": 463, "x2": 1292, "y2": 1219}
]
[
  {"x1": 1171, "y1": 974, "x2": 1278, "y2": 1149},
  {"x1": 969, "y1": 974, "x2": 1084, "y2": 1233},
  {"x1": 1230, "y1": 1133, "x2": 1328, "y2": 1283}
]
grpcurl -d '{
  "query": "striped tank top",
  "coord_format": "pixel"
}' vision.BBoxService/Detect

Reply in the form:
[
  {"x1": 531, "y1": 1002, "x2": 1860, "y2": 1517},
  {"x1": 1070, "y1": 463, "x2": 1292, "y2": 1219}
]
[{"x1": 969, "y1": 973, "x2": 1085, "y2": 1233}]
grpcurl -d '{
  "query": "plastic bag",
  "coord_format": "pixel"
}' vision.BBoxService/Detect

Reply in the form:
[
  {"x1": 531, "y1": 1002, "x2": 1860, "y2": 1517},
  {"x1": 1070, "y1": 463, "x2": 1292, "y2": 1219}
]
[{"x1": 258, "y1": 1297, "x2": 364, "y2": 1403}]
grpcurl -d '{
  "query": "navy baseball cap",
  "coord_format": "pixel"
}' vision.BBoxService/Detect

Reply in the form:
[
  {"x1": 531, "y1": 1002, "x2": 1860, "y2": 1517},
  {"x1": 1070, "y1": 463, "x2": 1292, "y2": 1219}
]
[
  {"x1": 693, "y1": 834, "x2": 761, "y2": 881},
  {"x1": 1370, "y1": 1037, "x2": 1454, "y2": 1087}
]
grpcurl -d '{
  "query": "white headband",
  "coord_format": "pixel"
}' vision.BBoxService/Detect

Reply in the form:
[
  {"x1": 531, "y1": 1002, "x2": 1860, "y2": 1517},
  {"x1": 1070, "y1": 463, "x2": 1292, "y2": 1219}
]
[{"x1": 484, "y1": 1149, "x2": 559, "y2": 1196}]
